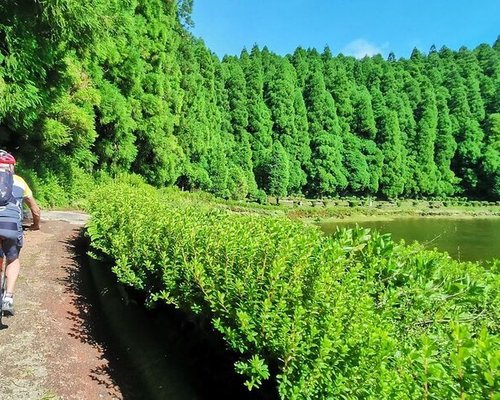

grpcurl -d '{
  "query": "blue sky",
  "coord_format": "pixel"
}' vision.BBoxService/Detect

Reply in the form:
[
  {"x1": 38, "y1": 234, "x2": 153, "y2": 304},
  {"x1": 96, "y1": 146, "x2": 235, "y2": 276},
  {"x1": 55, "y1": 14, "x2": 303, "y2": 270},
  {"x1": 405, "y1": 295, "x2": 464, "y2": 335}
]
[{"x1": 191, "y1": 0, "x2": 500, "y2": 59}]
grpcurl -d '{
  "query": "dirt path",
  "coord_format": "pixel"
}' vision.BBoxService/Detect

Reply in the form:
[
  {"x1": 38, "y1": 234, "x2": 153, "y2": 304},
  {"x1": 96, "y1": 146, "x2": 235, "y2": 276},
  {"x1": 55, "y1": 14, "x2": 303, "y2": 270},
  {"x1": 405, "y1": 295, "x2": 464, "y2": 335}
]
[{"x1": 0, "y1": 211, "x2": 129, "y2": 400}]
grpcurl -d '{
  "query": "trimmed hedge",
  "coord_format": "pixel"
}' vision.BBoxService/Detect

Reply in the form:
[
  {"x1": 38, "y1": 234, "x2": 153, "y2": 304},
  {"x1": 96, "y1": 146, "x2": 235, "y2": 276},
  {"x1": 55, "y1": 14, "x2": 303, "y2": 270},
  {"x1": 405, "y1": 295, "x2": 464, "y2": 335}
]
[{"x1": 86, "y1": 181, "x2": 499, "y2": 399}]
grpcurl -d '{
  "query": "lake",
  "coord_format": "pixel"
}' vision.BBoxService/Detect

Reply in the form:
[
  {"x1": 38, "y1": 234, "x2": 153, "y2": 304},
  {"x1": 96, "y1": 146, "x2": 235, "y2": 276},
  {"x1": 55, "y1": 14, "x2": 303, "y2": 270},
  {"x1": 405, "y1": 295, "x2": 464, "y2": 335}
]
[{"x1": 319, "y1": 217, "x2": 500, "y2": 262}]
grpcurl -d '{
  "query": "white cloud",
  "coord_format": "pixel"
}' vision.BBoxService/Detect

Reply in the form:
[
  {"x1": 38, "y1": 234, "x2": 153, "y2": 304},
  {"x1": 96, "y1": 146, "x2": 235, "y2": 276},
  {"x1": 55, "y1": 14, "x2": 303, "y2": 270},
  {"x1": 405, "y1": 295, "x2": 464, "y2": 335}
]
[{"x1": 342, "y1": 39, "x2": 387, "y2": 59}]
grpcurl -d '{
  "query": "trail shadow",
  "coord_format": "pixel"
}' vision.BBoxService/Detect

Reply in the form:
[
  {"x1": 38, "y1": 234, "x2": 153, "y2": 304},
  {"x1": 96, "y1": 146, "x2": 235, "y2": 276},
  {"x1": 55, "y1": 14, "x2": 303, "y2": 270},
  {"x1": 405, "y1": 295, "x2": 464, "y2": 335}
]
[
  {"x1": 59, "y1": 229, "x2": 278, "y2": 400},
  {"x1": 59, "y1": 229, "x2": 141, "y2": 399}
]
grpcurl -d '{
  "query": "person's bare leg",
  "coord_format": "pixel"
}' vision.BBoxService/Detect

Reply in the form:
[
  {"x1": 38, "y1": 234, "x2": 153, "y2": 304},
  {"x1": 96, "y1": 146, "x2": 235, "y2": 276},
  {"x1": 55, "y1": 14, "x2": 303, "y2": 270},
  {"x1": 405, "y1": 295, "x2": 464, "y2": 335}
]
[{"x1": 5, "y1": 258, "x2": 20, "y2": 294}]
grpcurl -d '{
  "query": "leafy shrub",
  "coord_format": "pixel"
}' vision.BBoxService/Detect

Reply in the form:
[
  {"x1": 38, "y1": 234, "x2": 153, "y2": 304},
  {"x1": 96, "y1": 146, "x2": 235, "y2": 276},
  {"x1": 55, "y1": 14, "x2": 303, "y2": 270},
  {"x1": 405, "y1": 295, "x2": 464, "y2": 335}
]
[{"x1": 86, "y1": 181, "x2": 499, "y2": 399}]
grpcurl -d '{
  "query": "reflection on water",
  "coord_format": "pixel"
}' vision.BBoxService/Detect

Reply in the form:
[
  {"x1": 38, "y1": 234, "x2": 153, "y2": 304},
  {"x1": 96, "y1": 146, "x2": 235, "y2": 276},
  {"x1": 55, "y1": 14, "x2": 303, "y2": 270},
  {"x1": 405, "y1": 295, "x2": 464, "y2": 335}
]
[{"x1": 319, "y1": 218, "x2": 500, "y2": 262}]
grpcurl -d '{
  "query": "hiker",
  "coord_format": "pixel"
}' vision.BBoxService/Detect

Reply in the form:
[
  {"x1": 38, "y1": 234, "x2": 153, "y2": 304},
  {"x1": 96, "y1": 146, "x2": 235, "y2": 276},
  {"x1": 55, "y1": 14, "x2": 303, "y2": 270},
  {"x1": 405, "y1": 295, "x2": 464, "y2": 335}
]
[{"x1": 0, "y1": 150, "x2": 41, "y2": 316}]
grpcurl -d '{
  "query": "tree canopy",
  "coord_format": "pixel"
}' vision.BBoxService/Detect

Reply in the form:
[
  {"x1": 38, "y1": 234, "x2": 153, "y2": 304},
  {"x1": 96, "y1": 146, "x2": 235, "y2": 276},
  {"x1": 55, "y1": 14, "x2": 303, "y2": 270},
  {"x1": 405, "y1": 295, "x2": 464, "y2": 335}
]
[{"x1": 0, "y1": 3, "x2": 498, "y2": 202}]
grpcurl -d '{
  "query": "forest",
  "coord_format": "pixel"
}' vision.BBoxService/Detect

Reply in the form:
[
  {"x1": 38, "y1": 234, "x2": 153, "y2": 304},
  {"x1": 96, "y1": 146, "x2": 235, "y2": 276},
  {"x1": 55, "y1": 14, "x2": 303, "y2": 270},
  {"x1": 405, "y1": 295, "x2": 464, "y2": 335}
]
[{"x1": 0, "y1": 0, "x2": 499, "y2": 205}]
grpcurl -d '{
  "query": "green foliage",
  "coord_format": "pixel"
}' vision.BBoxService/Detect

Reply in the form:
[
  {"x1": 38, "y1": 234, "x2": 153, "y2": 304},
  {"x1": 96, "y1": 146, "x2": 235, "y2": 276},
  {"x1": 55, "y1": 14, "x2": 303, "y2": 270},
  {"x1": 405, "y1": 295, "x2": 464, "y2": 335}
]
[
  {"x1": 434, "y1": 87, "x2": 459, "y2": 196},
  {"x1": 0, "y1": 2, "x2": 499, "y2": 205},
  {"x1": 241, "y1": 47, "x2": 274, "y2": 190},
  {"x1": 350, "y1": 86, "x2": 377, "y2": 140},
  {"x1": 221, "y1": 56, "x2": 257, "y2": 198},
  {"x1": 480, "y1": 114, "x2": 500, "y2": 197},
  {"x1": 377, "y1": 110, "x2": 405, "y2": 198},
  {"x1": 267, "y1": 141, "x2": 290, "y2": 199},
  {"x1": 342, "y1": 133, "x2": 371, "y2": 194},
  {"x1": 410, "y1": 80, "x2": 439, "y2": 196},
  {"x1": 304, "y1": 57, "x2": 347, "y2": 196},
  {"x1": 87, "y1": 182, "x2": 499, "y2": 398}
]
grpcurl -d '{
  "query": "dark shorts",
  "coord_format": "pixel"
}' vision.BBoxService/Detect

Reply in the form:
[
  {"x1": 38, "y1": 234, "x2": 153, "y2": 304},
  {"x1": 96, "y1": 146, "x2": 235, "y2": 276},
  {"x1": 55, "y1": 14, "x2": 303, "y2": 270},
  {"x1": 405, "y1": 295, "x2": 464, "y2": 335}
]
[{"x1": 0, "y1": 238, "x2": 21, "y2": 261}]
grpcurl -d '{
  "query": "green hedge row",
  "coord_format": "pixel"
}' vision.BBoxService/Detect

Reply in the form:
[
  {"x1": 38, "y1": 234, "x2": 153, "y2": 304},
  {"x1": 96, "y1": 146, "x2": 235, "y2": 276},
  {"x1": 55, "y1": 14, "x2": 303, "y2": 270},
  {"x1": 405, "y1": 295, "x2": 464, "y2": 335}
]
[{"x1": 86, "y1": 180, "x2": 499, "y2": 399}]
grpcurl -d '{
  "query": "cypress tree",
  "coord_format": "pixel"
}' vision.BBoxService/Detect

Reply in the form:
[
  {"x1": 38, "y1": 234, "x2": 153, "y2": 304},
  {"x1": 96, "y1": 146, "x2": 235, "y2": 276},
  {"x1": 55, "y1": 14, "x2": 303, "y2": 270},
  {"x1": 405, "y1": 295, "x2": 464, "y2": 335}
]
[
  {"x1": 289, "y1": 87, "x2": 311, "y2": 193},
  {"x1": 268, "y1": 141, "x2": 290, "y2": 202},
  {"x1": 361, "y1": 139, "x2": 383, "y2": 194},
  {"x1": 446, "y1": 68, "x2": 485, "y2": 193},
  {"x1": 322, "y1": 48, "x2": 355, "y2": 134},
  {"x1": 289, "y1": 47, "x2": 310, "y2": 91},
  {"x1": 241, "y1": 46, "x2": 273, "y2": 190},
  {"x1": 474, "y1": 43, "x2": 500, "y2": 115},
  {"x1": 434, "y1": 87, "x2": 458, "y2": 195},
  {"x1": 456, "y1": 47, "x2": 485, "y2": 122},
  {"x1": 350, "y1": 86, "x2": 377, "y2": 140},
  {"x1": 479, "y1": 113, "x2": 500, "y2": 198},
  {"x1": 130, "y1": 0, "x2": 185, "y2": 186},
  {"x1": 412, "y1": 79, "x2": 439, "y2": 195},
  {"x1": 342, "y1": 134, "x2": 371, "y2": 194},
  {"x1": 264, "y1": 56, "x2": 308, "y2": 194},
  {"x1": 377, "y1": 110, "x2": 405, "y2": 198},
  {"x1": 222, "y1": 56, "x2": 257, "y2": 198},
  {"x1": 303, "y1": 59, "x2": 347, "y2": 196}
]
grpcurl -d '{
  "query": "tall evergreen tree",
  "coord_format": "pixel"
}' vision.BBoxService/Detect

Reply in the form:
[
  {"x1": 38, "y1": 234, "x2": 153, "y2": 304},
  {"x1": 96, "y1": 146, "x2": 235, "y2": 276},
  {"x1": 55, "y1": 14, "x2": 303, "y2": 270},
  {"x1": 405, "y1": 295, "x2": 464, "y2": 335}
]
[
  {"x1": 412, "y1": 79, "x2": 439, "y2": 195},
  {"x1": 289, "y1": 47, "x2": 310, "y2": 91},
  {"x1": 446, "y1": 68, "x2": 485, "y2": 193},
  {"x1": 342, "y1": 134, "x2": 371, "y2": 194},
  {"x1": 289, "y1": 87, "x2": 311, "y2": 193},
  {"x1": 434, "y1": 87, "x2": 458, "y2": 195},
  {"x1": 361, "y1": 139, "x2": 383, "y2": 194},
  {"x1": 264, "y1": 56, "x2": 308, "y2": 193},
  {"x1": 241, "y1": 46, "x2": 273, "y2": 189},
  {"x1": 268, "y1": 141, "x2": 290, "y2": 202},
  {"x1": 350, "y1": 86, "x2": 377, "y2": 140},
  {"x1": 303, "y1": 59, "x2": 347, "y2": 196},
  {"x1": 130, "y1": 0, "x2": 185, "y2": 186},
  {"x1": 474, "y1": 43, "x2": 500, "y2": 115},
  {"x1": 479, "y1": 113, "x2": 500, "y2": 198},
  {"x1": 221, "y1": 56, "x2": 257, "y2": 198},
  {"x1": 322, "y1": 48, "x2": 354, "y2": 134},
  {"x1": 456, "y1": 47, "x2": 486, "y2": 122},
  {"x1": 377, "y1": 110, "x2": 405, "y2": 198}
]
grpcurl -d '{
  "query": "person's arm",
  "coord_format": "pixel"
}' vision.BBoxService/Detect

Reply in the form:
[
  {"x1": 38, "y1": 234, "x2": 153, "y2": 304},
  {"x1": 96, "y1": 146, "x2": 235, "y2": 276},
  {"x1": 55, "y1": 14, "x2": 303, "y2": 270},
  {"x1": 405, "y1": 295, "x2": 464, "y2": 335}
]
[{"x1": 24, "y1": 196, "x2": 41, "y2": 230}]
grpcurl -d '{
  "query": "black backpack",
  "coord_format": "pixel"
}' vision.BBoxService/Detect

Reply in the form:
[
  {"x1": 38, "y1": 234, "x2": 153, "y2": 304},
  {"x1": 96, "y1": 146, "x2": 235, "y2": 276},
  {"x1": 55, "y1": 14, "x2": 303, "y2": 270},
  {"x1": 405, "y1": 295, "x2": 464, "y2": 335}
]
[
  {"x1": 0, "y1": 168, "x2": 21, "y2": 241},
  {"x1": 0, "y1": 168, "x2": 15, "y2": 206}
]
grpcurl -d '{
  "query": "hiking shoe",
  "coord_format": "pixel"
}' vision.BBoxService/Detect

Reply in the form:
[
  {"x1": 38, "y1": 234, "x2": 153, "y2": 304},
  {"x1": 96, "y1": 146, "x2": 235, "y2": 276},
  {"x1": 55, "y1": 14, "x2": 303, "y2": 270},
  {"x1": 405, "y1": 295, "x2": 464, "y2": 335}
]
[{"x1": 2, "y1": 296, "x2": 14, "y2": 316}]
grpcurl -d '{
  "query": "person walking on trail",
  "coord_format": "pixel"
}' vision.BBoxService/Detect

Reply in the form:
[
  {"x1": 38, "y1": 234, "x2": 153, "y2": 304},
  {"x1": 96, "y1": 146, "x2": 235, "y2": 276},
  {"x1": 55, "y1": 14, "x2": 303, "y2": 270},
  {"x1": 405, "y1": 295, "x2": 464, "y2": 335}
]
[{"x1": 0, "y1": 150, "x2": 41, "y2": 316}]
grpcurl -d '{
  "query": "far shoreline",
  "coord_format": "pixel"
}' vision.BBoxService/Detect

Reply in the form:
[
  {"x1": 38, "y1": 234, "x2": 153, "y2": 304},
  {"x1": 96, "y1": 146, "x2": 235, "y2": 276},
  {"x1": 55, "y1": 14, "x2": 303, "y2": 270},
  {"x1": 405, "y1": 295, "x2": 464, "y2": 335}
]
[
  {"x1": 224, "y1": 197, "x2": 500, "y2": 222},
  {"x1": 283, "y1": 201, "x2": 500, "y2": 222},
  {"x1": 311, "y1": 210, "x2": 500, "y2": 224}
]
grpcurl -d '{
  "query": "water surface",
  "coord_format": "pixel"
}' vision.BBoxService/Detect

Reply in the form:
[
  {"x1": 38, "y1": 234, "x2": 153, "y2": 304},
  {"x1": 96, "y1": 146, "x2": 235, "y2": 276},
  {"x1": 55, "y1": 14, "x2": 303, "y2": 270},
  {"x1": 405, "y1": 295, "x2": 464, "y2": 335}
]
[{"x1": 319, "y1": 217, "x2": 500, "y2": 262}]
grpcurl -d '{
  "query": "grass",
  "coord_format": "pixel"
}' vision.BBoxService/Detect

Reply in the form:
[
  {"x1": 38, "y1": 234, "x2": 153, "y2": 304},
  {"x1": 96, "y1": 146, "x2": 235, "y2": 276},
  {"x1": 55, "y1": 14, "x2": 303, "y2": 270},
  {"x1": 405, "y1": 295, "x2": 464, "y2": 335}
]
[{"x1": 220, "y1": 197, "x2": 500, "y2": 222}]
